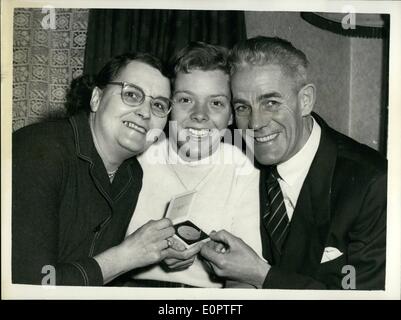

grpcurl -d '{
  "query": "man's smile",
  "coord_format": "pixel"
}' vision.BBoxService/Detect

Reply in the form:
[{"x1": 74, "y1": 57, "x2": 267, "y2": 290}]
[{"x1": 254, "y1": 132, "x2": 280, "y2": 144}]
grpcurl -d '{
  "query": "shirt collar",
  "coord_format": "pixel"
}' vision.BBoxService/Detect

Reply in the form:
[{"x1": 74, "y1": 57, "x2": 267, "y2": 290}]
[
  {"x1": 166, "y1": 138, "x2": 222, "y2": 167},
  {"x1": 277, "y1": 116, "x2": 321, "y2": 186},
  {"x1": 69, "y1": 111, "x2": 95, "y2": 162}
]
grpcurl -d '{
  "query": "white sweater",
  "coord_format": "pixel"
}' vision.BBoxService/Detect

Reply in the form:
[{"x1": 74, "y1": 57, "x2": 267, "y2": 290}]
[{"x1": 125, "y1": 137, "x2": 261, "y2": 288}]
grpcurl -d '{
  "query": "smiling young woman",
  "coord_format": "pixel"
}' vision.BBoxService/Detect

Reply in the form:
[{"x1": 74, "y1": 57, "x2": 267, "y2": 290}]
[{"x1": 123, "y1": 42, "x2": 262, "y2": 289}]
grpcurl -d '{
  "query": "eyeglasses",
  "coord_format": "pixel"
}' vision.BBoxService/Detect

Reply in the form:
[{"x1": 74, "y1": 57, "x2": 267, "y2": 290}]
[{"x1": 108, "y1": 81, "x2": 173, "y2": 118}]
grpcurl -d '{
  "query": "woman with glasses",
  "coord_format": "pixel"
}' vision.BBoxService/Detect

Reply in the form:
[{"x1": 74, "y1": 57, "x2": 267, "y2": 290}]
[{"x1": 12, "y1": 53, "x2": 175, "y2": 286}]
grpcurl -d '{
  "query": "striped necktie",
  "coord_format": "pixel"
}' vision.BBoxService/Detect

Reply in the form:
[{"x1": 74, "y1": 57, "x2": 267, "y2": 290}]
[{"x1": 263, "y1": 166, "x2": 290, "y2": 254}]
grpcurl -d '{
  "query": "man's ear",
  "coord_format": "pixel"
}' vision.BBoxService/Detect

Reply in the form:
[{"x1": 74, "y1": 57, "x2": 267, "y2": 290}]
[
  {"x1": 90, "y1": 87, "x2": 103, "y2": 112},
  {"x1": 298, "y1": 83, "x2": 316, "y2": 116}
]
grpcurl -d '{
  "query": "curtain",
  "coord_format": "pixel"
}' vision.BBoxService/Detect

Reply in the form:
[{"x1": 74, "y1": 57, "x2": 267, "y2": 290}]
[{"x1": 84, "y1": 9, "x2": 246, "y2": 75}]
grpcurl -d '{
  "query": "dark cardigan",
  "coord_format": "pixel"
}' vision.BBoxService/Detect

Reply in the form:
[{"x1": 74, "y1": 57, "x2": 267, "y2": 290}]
[{"x1": 12, "y1": 111, "x2": 143, "y2": 286}]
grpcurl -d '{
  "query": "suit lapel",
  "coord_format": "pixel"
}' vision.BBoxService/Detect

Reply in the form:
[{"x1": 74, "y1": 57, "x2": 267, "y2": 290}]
[{"x1": 278, "y1": 114, "x2": 338, "y2": 274}]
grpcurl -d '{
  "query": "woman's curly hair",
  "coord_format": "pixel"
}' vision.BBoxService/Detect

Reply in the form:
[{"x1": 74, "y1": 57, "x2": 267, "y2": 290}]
[{"x1": 65, "y1": 52, "x2": 168, "y2": 116}]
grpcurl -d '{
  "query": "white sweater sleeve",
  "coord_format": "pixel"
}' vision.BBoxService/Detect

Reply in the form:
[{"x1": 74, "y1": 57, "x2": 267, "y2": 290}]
[{"x1": 225, "y1": 146, "x2": 263, "y2": 258}]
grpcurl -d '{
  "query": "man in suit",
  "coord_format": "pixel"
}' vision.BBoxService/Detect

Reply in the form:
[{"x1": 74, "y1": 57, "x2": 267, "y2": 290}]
[{"x1": 200, "y1": 36, "x2": 387, "y2": 289}]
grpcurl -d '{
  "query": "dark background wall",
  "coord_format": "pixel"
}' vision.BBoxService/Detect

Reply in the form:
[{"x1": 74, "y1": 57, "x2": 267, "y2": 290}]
[{"x1": 12, "y1": 9, "x2": 386, "y2": 151}]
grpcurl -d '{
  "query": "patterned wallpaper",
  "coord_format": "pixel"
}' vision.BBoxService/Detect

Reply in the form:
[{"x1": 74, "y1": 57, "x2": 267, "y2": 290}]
[{"x1": 12, "y1": 8, "x2": 89, "y2": 131}]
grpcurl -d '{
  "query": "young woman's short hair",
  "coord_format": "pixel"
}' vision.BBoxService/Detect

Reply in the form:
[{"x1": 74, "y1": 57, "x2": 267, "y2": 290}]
[{"x1": 169, "y1": 42, "x2": 230, "y2": 83}]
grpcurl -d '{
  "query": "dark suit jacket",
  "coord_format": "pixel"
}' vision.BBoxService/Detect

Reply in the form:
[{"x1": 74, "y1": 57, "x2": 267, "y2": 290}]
[
  {"x1": 260, "y1": 113, "x2": 387, "y2": 290},
  {"x1": 12, "y1": 112, "x2": 143, "y2": 285}
]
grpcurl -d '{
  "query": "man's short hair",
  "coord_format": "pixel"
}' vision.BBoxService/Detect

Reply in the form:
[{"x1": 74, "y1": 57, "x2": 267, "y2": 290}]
[
  {"x1": 229, "y1": 36, "x2": 309, "y2": 89},
  {"x1": 169, "y1": 41, "x2": 230, "y2": 81}
]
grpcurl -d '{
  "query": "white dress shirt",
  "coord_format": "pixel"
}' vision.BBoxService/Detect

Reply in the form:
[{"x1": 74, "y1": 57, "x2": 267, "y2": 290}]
[{"x1": 276, "y1": 117, "x2": 321, "y2": 221}]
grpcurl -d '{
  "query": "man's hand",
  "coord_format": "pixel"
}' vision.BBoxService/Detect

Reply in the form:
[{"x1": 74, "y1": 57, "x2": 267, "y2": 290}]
[
  {"x1": 200, "y1": 230, "x2": 270, "y2": 288},
  {"x1": 163, "y1": 239, "x2": 204, "y2": 271}
]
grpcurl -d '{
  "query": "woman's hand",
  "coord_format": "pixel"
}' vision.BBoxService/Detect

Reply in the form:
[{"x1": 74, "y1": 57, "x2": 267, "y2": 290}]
[
  {"x1": 121, "y1": 218, "x2": 176, "y2": 269},
  {"x1": 94, "y1": 218, "x2": 175, "y2": 284},
  {"x1": 162, "y1": 238, "x2": 204, "y2": 271}
]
